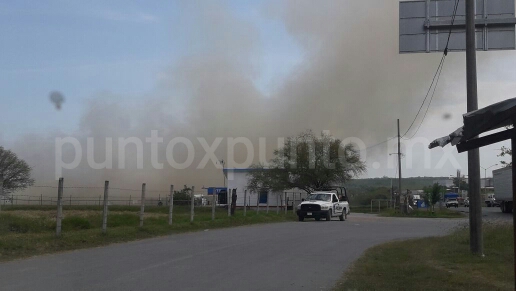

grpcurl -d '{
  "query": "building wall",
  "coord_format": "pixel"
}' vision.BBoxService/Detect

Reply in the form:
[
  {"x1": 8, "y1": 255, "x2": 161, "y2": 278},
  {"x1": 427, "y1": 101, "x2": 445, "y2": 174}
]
[{"x1": 225, "y1": 170, "x2": 308, "y2": 207}]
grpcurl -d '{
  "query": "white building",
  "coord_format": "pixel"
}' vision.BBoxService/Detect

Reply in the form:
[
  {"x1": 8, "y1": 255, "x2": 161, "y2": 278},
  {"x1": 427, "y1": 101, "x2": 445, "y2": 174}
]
[{"x1": 224, "y1": 168, "x2": 307, "y2": 208}]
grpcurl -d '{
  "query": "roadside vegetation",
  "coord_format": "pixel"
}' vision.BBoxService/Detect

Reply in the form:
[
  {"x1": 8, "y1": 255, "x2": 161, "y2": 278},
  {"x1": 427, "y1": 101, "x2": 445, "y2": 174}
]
[
  {"x1": 0, "y1": 205, "x2": 295, "y2": 262},
  {"x1": 335, "y1": 223, "x2": 513, "y2": 291}
]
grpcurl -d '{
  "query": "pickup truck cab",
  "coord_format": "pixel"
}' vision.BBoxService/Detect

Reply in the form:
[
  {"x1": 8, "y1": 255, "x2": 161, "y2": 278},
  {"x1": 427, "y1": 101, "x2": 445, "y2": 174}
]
[
  {"x1": 445, "y1": 198, "x2": 459, "y2": 208},
  {"x1": 296, "y1": 192, "x2": 349, "y2": 221}
]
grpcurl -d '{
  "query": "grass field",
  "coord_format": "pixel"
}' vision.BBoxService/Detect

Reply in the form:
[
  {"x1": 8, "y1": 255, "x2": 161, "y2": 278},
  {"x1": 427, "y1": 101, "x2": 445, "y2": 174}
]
[
  {"x1": 0, "y1": 205, "x2": 296, "y2": 262},
  {"x1": 335, "y1": 223, "x2": 513, "y2": 291}
]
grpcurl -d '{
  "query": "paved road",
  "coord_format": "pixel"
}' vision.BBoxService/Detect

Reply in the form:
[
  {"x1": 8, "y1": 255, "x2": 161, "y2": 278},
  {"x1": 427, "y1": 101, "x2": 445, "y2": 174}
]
[
  {"x1": 0, "y1": 214, "x2": 463, "y2": 291},
  {"x1": 451, "y1": 206, "x2": 513, "y2": 223}
]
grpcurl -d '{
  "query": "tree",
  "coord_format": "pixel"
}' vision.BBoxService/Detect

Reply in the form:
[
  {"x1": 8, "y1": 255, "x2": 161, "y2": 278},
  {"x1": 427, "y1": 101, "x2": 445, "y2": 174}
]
[
  {"x1": 498, "y1": 146, "x2": 512, "y2": 167},
  {"x1": 452, "y1": 177, "x2": 468, "y2": 190},
  {"x1": 247, "y1": 130, "x2": 366, "y2": 193},
  {"x1": 0, "y1": 146, "x2": 34, "y2": 194},
  {"x1": 423, "y1": 183, "x2": 441, "y2": 212}
]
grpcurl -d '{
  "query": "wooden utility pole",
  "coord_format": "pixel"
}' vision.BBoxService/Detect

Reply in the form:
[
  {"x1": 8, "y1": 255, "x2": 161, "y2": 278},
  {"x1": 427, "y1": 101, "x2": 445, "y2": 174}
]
[{"x1": 466, "y1": 0, "x2": 483, "y2": 255}]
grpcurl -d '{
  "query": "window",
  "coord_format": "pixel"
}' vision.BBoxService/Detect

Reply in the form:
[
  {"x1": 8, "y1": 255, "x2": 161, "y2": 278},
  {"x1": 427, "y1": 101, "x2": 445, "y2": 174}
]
[{"x1": 259, "y1": 191, "x2": 268, "y2": 204}]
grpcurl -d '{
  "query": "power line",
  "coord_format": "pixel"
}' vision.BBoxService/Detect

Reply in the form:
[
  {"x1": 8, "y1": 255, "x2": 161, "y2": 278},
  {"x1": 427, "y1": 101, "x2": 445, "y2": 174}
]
[{"x1": 402, "y1": 0, "x2": 460, "y2": 139}]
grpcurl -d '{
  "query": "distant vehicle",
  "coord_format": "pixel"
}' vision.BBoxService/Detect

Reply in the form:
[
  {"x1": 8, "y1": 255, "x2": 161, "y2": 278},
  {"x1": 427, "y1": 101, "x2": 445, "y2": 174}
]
[
  {"x1": 484, "y1": 193, "x2": 499, "y2": 207},
  {"x1": 494, "y1": 167, "x2": 512, "y2": 213},
  {"x1": 296, "y1": 190, "x2": 349, "y2": 222},
  {"x1": 464, "y1": 198, "x2": 469, "y2": 207},
  {"x1": 445, "y1": 198, "x2": 459, "y2": 208}
]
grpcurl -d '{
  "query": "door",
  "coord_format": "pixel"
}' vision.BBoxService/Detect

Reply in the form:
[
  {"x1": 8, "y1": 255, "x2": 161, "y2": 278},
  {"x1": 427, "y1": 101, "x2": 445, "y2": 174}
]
[{"x1": 332, "y1": 194, "x2": 343, "y2": 214}]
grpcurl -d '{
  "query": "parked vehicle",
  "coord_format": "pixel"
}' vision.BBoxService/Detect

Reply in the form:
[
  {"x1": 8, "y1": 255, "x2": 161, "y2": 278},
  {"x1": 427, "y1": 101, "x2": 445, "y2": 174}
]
[
  {"x1": 494, "y1": 167, "x2": 513, "y2": 213},
  {"x1": 445, "y1": 198, "x2": 459, "y2": 208},
  {"x1": 464, "y1": 198, "x2": 469, "y2": 207},
  {"x1": 484, "y1": 193, "x2": 499, "y2": 207},
  {"x1": 296, "y1": 190, "x2": 349, "y2": 222}
]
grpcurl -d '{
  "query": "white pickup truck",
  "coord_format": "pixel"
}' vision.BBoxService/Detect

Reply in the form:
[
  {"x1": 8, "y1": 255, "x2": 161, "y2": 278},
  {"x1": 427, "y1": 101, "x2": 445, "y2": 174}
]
[{"x1": 296, "y1": 192, "x2": 350, "y2": 221}]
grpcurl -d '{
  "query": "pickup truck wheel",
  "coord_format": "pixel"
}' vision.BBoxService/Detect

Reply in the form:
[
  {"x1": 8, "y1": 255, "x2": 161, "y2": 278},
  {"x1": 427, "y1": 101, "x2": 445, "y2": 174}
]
[
  {"x1": 326, "y1": 210, "x2": 332, "y2": 221},
  {"x1": 315, "y1": 216, "x2": 320, "y2": 221},
  {"x1": 298, "y1": 215, "x2": 304, "y2": 222},
  {"x1": 339, "y1": 210, "x2": 345, "y2": 221}
]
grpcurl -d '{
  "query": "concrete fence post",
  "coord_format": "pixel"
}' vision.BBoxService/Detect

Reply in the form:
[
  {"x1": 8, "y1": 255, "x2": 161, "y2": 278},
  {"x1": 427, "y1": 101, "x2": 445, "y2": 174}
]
[
  {"x1": 56, "y1": 177, "x2": 64, "y2": 237},
  {"x1": 276, "y1": 193, "x2": 279, "y2": 214},
  {"x1": 256, "y1": 191, "x2": 259, "y2": 214},
  {"x1": 102, "y1": 181, "x2": 109, "y2": 233},
  {"x1": 169, "y1": 185, "x2": 174, "y2": 225},
  {"x1": 0, "y1": 174, "x2": 3, "y2": 213},
  {"x1": 243, "y1": 189, "x2": 247, "y2": 217},
  {"x1": 284, "y1": 192, "x2": 287, "y2": 215},
  {"x1": 292, "y1": 193, "x2": 296, "y2": 215},
  {"x1": 212, "y1": 188, "x2": 216, "y2": 221},
  {"x1": 266, "y1": 190, "x2": 270, "y2": 214},
  {"x1": 140, "y1": 183, "x2": 146, "y2": 227},
  {"x1": 190, "y1": 186, "x2": 195, "y2": 223},
  {"x1": 227, "y1": 188, "x2": 231, "y2": 217}
]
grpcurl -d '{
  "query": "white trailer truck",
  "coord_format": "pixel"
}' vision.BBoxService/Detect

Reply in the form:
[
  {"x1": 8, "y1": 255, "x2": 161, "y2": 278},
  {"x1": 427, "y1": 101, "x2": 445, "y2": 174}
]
[{"x1": 493, "y1": 166, "x2": 513, "y2": 213}]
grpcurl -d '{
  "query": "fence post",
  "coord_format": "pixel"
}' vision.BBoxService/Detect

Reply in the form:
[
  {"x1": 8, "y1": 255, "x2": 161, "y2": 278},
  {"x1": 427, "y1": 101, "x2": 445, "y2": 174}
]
[
  {"x1": 190, "y1": 186, "x2": 195, "y2": 223},
  {"x1": 292, "y1": 193, "x2": 296, "y2": 215},
  {"x1": 227, "y1": 188, "x2": 231, "y2": 217},
  {"x1": 56, "y1": 178, "x2": 64, "y2": 237},
  {"x1": 284, "y1": 192, "x2": 287, "y2": 215},
  {"x1": 212, "y1": 188, "x2": 216, "y2": 221},
  {"x1": 0, "y1": 174, "x2": 3, "y2": 213},
  {"x1": 378, "y1": 200, "x2": 380, "y2": 213},
  {"x1": 40, "y1": 194, "x2": 42, "y2": 206},
  {"x1": 266, "y1": 190, "x2": 270, "y2": 214},
  {"x1": 276, "y1": 193, "x2": 279, "y2": 214},
  {"x1": 370, "y1": 200, "x2": 373, "y2": 213},
  {"x1": 102, "y1": 181, "x2": 109, "y2": 233},
  {"x1": 256, "y1": 191, "x2": 259, "y2": 214},
  {"x1": 169, "y1": 185, "x2": 174, "y2": 225},
  {"x1": 140, "y1": 183, "x2": 146, "y2": 227},
  {"x1": 243, "y1": 189, "x2": 247, "y2": 217}
]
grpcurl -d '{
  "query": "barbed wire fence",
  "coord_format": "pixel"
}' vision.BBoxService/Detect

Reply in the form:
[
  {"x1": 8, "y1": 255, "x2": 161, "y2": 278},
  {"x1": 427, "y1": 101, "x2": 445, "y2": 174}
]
[{"x1": 1, "y1": 179, "x2": 301, "y2": 237}]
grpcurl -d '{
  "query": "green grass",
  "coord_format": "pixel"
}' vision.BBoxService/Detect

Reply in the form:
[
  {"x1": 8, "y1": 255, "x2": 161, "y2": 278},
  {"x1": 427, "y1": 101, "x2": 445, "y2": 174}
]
[
  {"x1": 0, "y1": 205, "x2": 296, "y2": 262},
  {"x1": 379, "y1": 208, "x2": 465, "y2": 218},
  {"x1": 334, "y1": 224, "x2": 513, "y2": 291}
]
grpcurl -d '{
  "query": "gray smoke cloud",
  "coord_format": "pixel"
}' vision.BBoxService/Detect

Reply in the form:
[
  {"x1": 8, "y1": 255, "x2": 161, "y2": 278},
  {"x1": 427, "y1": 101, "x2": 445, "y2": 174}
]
[{"x1": 10, "y1": 0, "x2": 516, "y2": 197}]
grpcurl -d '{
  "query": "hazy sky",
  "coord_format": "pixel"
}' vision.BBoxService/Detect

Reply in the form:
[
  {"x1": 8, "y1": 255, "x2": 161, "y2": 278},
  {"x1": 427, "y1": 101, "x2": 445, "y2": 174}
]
[{"x1": 1, "y1": 0, "x2": 515, "y2": 192}]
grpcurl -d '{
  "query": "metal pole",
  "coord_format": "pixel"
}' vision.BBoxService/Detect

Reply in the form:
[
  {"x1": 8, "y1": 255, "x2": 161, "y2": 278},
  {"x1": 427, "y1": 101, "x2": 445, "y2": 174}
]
[
  {"x1": 212, "y1": 188, "x2": 216, "y2": 221},
  {"x1": 140, "y1": 183, "x2": 146, "y2": 227},
  {"x1": 244, "y1": 189, "x2": 247, "y2": 217},
  {"x1": 190, "y1": 186, "x2": 195, "y2": 223},
  {"x1": 398, "y1": 119, "x2": 403, "y2": 213},
  {"x1": 169, "y1": 185, "x2": 174, "y2": 225},
  {"x1": 56, "y1": 178, "x2": 63, "y2": 236},
  {"x1": 466, "y1": 0, "x2": 483, "y2": 256},
  {"x1": 511, "y1": 133, "x2": 516, "y2": 290},
  {"x1": 102, "y1": 181, "x2": 109, "y2": 233}
]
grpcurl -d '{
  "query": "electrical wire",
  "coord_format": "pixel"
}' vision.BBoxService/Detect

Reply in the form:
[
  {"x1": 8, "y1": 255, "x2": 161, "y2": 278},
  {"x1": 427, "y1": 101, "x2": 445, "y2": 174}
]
[{"x1": 401, "y1": 0, "x2": 460, "y2": 139}]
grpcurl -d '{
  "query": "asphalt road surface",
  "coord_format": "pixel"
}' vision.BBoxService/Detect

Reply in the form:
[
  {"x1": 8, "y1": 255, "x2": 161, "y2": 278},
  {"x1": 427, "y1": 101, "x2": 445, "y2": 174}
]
[
  {"x1": 451, "y1": 206, "x2": 513, "y2": 223},
  {"x1": 0, "y1": 214, "x2": 463, "y2": 291}
]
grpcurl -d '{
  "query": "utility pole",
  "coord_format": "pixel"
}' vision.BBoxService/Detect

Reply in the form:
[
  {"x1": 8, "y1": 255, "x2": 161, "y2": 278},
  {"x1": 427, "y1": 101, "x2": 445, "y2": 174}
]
[
  {"x1": 466, "y1": 0, "x2": 483, "y2": 255},
  {"x1": 397, "y1": 119, "x2": 403, "y2": 213}
]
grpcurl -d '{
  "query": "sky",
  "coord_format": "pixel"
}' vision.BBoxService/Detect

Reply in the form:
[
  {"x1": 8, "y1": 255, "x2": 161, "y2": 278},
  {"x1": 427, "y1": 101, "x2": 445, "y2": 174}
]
[{"x1": 1, "y1": 0, "x2": 515, "y2": 194}]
